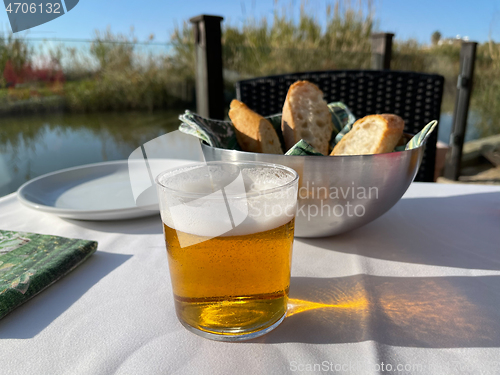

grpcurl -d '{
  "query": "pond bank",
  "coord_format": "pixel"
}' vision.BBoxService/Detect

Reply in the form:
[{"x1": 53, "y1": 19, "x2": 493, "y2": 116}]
[
  {"x1": 0, "y1": 96, "x2": 64, "y2": 116},
  {"x1": 437, "y1": 134, "x2": 500, "y2": 185}
]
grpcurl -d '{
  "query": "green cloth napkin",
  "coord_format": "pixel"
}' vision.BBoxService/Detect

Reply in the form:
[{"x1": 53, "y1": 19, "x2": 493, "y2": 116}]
[
  {"x1": 178, "y1": 102, "x2": 438, "y2": 156},
  {"x1": 0, "y1": 230, "x2": 97, "y2": 320},
  {"x1": 285, "y1": 139, "x2": 324, "y2": 156},
  {"x1": 405, "y1": 120, "x2": 438, "y2": 150}
]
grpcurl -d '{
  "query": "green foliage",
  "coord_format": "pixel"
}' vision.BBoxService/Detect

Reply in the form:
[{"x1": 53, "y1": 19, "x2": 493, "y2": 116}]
[
  {"x1": 64, "y1": 28, "x2": 193, "y2": 112},
  {"x1": 470, "y1": 42, "x2": 500, "y2": 137},
  {"x1": 222, "y1": 1, "x2": 374, "y2": 77},
  {"x1": 90, "y1": 28, "x2": 135, "y2": 71},
  {"x1": 169, "y1": 1, "x2": 374, "y2": 80},
  {"x1": 168, "y1": 21, "x2": 195, "y2": 80},
  {"x1": 392, "y1": 39, "x2": 500, "y2": 137},
  {"x1": 0, "y1": 33, "x2": 31, "y2": 86}
]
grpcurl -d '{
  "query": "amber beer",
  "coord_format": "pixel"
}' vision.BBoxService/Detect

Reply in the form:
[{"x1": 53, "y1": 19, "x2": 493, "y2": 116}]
[
  {"x1": 156, "y1": 161, "x2": 299, "y2": 340},
  {"x1": 164, "y1": 218, "x2": 295, "y2": 336}
]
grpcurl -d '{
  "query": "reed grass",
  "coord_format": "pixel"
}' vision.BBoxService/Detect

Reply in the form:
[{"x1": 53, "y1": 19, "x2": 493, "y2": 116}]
[{"x1": 0, "y1": 0, "x2": 499, "y2": 137}]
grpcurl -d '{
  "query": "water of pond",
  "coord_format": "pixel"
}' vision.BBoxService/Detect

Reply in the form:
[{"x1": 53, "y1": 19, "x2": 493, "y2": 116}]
[
  {"x1": 0, "y1": 111, "x2": 187, "y2": 197},
  {"x1": 0, "y1": 111, "x2": 481, "y2": 198},
  {"x1": 438, "y1": 112, "x2": 481, "y2": 145}
]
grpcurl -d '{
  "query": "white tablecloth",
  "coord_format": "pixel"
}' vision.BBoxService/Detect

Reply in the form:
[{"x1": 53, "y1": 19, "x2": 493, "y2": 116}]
[{"x1": 1, "y1": 182, "x2": 499, "y2": 375}]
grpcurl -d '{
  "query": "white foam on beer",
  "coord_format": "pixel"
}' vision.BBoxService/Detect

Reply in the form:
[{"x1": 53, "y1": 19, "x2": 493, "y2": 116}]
[
  {"x1": 158, "y1": 165, "x2": 297, "y2": 237},
  {"x1": 159, "y1": 164, "x2": 237, "y2": 195},
  {"x1": 243, "y1": 167, "x2": 296, "y2": 192}
]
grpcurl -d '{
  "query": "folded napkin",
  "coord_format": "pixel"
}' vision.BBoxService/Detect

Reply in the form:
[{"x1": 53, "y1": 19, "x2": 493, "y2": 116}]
[
  {"x1": 284, "y1": 139, "x2": 323, "y2": 156},
  {"x1": 178, "y1": 102, "x2": 438, "y2": 156},
  {"x1": 0, "y1": 230, "x2": 97, "y2": 320}
]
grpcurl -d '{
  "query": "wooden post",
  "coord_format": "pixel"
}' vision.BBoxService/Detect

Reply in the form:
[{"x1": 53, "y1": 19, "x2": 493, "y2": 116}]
[
  {"x1": 189, "y1": 15, "x2": 225, "y2": 120},
  {"x1": 443, "y1": 41, "x2": 477, "y2": 181},
  {"x1": 371, "y1": 33, "x2": 394, "y2": 70}
]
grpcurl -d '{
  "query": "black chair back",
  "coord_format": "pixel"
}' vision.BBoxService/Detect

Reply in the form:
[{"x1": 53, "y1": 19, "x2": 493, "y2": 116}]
[{"x1": 236, "y1": 70, "x2": 444, "y2": 182}]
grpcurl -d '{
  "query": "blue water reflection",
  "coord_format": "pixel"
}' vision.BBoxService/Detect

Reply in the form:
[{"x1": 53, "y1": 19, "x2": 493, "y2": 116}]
[
  {"x1": 0, "y1": 111, "x2": 182, "y2": 197},
  {"x1": 437, "y1": 112, "x2": 481, "y2": 144}
]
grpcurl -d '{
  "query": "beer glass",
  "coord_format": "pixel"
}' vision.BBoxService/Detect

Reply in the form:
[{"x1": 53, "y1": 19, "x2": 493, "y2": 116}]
[{"x1": 156, "y1": 161, "x2": 299, "y2": 341}]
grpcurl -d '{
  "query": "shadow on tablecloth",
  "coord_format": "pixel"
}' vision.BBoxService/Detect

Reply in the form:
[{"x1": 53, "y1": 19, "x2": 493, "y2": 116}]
[
  {"x1": 301, "y1": 191, "x2": 500, "y2": 270},
  {"x1": 0, "y1": 251, "x2": 132, "y2": 339},
  {"x1": 256, "y1": 274, "x2": 500, "y2": 348},
  {"x1": 63, "y1": 214, "x2": 163, "y2": 235}
]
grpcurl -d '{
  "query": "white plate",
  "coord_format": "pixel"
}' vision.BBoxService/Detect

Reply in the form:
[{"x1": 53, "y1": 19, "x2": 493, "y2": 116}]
[{"x1": 17, "y1": 159, "x2": 196, "y2": 220}]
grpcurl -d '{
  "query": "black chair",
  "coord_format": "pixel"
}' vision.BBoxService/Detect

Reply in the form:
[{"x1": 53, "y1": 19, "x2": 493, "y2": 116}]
[{"x1": 236, "y1": 70, "x2": 444, "y2": 182}]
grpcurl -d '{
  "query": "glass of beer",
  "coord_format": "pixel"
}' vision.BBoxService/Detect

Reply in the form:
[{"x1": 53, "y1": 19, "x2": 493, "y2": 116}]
[{"x1": 156, "y1": 161, "x2": 299, "y2": 341}]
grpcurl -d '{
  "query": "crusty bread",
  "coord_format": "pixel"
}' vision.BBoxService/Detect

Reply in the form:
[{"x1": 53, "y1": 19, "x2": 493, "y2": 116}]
[
  {"x1": 228, "y1": 99, "x2": 283, "y2": 154},
  {"x1": 281, "y1": 81, "x2": 333, "y2": 155},
  {"x1": 330, "y1": 114, "x2": 405, "y2": 156}
]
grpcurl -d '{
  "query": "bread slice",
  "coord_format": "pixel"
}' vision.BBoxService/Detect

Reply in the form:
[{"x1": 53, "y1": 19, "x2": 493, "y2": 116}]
[
  {"x1": 228, "y1": 99, "x2": 283, "y2": 154},
  {"x1": 330, "y1": 114, "x2": 405, "y2": 156},
  {"x1": 281, "y1": 81, "x2": 333, "y2": 155}
]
